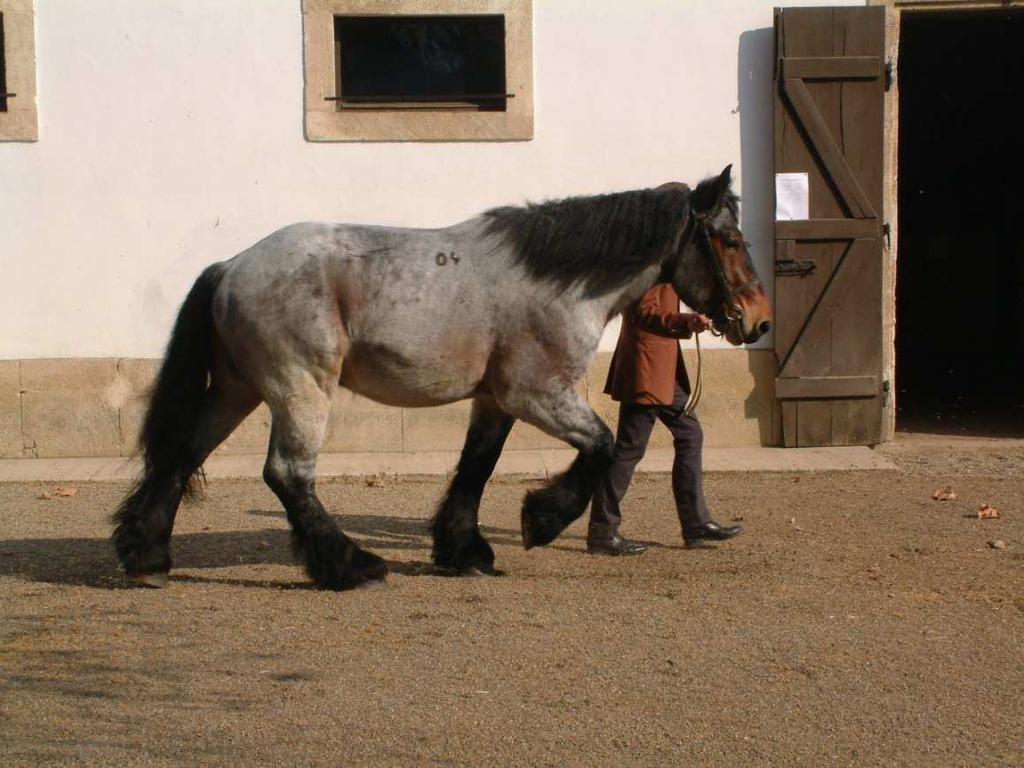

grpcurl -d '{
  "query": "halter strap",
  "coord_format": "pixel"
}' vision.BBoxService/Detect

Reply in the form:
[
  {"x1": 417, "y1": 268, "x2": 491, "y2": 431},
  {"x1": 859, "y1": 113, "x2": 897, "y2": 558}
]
[{"x1": 682, "y1": 210, "x2": 761, "y2": 338}]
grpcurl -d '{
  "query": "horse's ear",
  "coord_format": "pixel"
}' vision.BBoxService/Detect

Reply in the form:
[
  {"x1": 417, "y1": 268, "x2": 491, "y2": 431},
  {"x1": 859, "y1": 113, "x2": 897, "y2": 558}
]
[
  {"x1": 691, "y1": 165, "x2": 734, "y2": 214},
  {"x1": 718, "y1": 164, "x2": 733, "y2": 192}
]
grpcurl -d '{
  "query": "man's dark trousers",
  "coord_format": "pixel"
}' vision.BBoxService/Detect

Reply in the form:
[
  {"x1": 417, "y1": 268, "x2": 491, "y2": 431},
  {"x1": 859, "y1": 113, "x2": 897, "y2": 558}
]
[{"x1": 590, "y1": 382, "x2": 711, "y2": 538}]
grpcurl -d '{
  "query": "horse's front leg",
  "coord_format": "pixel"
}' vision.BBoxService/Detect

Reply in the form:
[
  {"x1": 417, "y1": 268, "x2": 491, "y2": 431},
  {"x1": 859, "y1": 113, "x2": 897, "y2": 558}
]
[
  {"x1": 501, "y1": 388, "x2": 614, "y2": 549},
  {"x1": 430, "y1": 398, "x2": 515, "y2": 575}
]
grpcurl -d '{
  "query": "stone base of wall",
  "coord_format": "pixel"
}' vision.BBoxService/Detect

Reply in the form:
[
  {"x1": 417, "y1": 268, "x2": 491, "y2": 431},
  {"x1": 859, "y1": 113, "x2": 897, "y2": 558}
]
[{"x1": 0, "y1": 351, "x2": 780, "y2": 459}]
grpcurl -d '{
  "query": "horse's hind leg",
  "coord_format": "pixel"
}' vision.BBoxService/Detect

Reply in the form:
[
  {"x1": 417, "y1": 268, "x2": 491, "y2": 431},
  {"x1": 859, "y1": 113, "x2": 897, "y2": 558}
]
[
  {"x1": 114, "y1": 378, "x2": 261, "y2": 587},
  {"x1": 501, "y1": 388, "x2": 614, "y2": 550},
  {"x1": 262, "y1": 377, "x2": 387, "y2": 590},
  {"x1": 430, "y1": 398, "x2": 515, "y2": 575}
]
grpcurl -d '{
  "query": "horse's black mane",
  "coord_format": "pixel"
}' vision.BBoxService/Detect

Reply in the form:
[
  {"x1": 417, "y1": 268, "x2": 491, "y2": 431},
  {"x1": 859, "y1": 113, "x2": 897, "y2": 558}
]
[
  {"x1": 484, "y1": 188, "x2": 688, "y2": 296},
  {"x1": 483, "y1": 175, "x2": 738, "y2": 296}
]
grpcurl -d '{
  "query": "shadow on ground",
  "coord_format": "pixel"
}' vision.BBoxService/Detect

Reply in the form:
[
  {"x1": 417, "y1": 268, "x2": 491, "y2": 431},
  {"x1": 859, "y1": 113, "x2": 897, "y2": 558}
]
[{"x1": 0, "y1": 511, "x2": 530, "y2": 590}]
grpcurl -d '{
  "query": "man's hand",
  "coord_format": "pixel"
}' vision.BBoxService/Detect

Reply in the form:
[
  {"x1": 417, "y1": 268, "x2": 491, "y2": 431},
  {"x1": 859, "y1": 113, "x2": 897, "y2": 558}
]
[
  {"x1": 672, "y1": 313, "x2": 712, "y2": 334},
  {"x1": 685, "y1": 313, "x2": 712, "y2": 333}
]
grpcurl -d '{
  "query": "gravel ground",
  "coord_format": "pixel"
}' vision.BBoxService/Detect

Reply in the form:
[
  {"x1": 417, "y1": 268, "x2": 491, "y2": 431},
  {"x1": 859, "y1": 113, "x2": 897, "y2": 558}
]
[{"x1": 1, "y1": 441, "x2": 1022, "y2": 767}]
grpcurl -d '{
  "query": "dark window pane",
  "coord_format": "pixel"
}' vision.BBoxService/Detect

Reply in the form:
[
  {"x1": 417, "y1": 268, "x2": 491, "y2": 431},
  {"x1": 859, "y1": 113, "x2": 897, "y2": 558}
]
[{"x1": 335, "y1": 15, "x2": 506, "y2": 110}]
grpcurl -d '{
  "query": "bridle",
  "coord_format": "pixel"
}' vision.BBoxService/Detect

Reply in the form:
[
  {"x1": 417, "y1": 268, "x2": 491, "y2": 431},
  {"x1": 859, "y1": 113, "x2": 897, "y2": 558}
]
[
  {"x1": 673, "y1": 208, "x2": 762, "y2": 416},
  {"x1": 685, "y1": 210, "x2": 761, "y2": 339}
]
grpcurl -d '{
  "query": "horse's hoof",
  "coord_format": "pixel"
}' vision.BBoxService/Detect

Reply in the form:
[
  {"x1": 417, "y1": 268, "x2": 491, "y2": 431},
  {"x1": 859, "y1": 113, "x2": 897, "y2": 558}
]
[{"x1": 128, "y1": 571, "x2": 168, "y2": 589}]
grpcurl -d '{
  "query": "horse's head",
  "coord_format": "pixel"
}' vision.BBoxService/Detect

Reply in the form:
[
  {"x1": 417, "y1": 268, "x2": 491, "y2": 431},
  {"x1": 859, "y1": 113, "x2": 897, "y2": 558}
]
[{"x1": 665, "y1": 165, "x2": 772, "y2": 346}]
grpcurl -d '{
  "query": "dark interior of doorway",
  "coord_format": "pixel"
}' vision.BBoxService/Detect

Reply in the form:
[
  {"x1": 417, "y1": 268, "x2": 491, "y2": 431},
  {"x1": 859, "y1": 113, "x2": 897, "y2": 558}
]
[{"x1": 897, "y1": 9, "x2": 1024, "y2": 436}]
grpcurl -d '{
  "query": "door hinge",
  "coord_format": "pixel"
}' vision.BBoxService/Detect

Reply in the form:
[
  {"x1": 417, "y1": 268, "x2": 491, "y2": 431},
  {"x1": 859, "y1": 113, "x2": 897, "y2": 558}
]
[
  {"x1": 881, "y1": 380, "x2": 891, "y2": 407},
  {"x1": 885, "y1": 59, "x2": 895, "y2": 91},
  {"x1": 883, "y1": 223, "x2": 891, "y2": 249}
]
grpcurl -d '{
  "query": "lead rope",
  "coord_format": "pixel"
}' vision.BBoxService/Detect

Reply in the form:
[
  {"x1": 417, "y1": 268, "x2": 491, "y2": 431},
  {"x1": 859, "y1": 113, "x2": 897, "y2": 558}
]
[{"x1": 683, "y1": 330, "x2": 703, "y2": 417}]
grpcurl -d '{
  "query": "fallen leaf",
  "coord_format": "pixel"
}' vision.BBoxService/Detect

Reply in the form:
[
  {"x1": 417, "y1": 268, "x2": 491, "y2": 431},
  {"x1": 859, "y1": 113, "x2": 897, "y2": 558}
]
[
  {"x1": 37, "y1": 492, "x2": 52, "y2": 500},
  {"x1": 978, "y1": 503, "x2": 1000, "y2": 519},
  {"x1": 932, "y1": 486, "x2": 956, "y2": 501},
  {"x1": 988, "y1": 540, "x2": 1007, "y2": 550},
  {"x1": 55, "y1": 486, "x2": 78, "y2": 497}
]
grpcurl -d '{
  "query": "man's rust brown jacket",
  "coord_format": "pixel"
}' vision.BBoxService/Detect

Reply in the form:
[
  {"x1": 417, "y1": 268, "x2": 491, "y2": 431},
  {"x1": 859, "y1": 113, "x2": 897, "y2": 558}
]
[{"x1": 603, "y1": 283, "x2": 692, "y2": 405}]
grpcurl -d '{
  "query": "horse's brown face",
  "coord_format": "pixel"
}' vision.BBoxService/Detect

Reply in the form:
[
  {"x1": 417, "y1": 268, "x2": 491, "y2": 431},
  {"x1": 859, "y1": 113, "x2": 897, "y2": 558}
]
[
  {"x1": 706, "y1": 222, "x2": 773, "y2": 346},
  {"x1": 672, "y1": 165, "x2": 772, "y2": 346}
]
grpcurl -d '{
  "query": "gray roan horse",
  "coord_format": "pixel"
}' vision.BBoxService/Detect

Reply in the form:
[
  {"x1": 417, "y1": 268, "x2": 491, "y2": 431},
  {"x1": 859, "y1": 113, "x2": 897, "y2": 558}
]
[{"x1": 113, "y1": 165, "x2": 772, "y2": 590}]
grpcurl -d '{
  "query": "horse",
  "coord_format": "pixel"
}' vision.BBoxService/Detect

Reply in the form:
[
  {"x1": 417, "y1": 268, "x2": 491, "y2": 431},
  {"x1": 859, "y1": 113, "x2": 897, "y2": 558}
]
[{"x1": 112, "y1": 164, "x2": 772, "y2": 590}]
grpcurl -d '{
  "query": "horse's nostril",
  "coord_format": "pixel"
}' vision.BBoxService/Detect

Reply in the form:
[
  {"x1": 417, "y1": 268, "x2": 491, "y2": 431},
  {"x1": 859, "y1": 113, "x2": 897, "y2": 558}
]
[{"x1": 758, "y1": 320, "x2": 772, "y2": 335}]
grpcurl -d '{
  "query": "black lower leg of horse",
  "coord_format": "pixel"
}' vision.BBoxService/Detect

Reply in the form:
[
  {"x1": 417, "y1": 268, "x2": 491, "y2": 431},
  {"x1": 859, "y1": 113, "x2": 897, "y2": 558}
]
[
  {"x1": 263, "y1": 395, "x2": 387, "y2": 590},
  {"x1": 113, "y1": 385, "x2": 258, "y2": 586},
  {"x1": 264, "y1": 464, "x2": 387, "y2": 590},
  {"x1": 113, "y1": 473, "x2": 189, "y2": 585},
  {"x1": 519, "y1": 405, "x2": 615, "y2": 550},
  {"x1": 430, "y1": 399, "x2": 515, "y2": 575}
]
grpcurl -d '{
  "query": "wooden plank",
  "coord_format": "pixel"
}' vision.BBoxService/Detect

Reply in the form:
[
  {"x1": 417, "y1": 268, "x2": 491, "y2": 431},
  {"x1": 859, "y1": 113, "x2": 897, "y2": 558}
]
[
  {"x1": 775, "y1": 219, "x2": 880, "y2": 241},
  {"x1": 776, "y1": 375, "x2": 878, "y2": 399},
  {"x1": 772, "y1": 239, "x2": 806, "y2": 378},
  {"x1": 828, "y1": 235, "x2": 883, "y2": 444},
  {"x1": 797, "y1": 400, "x2": 832, "y2": 446},
  {"x1": 782, "y1": 56, "x2": 881, "y2": 80},
  {"x1": 776, "y1": 239, "x2": 851, "y2": 374},
  {"x1": 781, "y1": 77, "x2": 877, "y2": 219},
  {"x1": 829, "y1": 7, "x2": 884, "y2": 448},
  {"x1": 781, "y1": 401, "x2": 799, "y2": 448},
  {"x1": 781, "y1": 240, "x2": 878, "y2": 379},
  {"x1": 839, "y1": 8, "x2": 886, "y2": 232}
]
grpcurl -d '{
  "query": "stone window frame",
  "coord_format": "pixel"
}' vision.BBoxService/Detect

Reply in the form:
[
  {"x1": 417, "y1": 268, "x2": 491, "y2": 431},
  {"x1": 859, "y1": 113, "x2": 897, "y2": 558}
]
[
  {"x1": 302, "y1": 0, "x2": 533, "y2": 142},
  {"x1": 0, "y1": 0, "x2": 37, "y2": 142}
]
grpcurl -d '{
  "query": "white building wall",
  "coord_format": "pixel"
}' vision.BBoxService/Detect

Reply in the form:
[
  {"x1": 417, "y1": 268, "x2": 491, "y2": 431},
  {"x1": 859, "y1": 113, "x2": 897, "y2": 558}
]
[{"x1": 0, "y1": 0, "x2": 863, "y2": 359}]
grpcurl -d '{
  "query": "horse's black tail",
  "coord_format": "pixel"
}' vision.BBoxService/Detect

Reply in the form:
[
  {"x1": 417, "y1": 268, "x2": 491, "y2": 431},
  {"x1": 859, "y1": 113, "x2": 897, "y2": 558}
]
[{"x1": 112, "y1": 263, "x2": 227, "y2": 577}]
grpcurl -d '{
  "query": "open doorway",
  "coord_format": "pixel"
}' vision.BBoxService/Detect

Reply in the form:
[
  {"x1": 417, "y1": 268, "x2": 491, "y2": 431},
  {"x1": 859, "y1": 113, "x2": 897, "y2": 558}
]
[{"x1": 896, "y1": 9, "x2": 1024, "y2": 436}]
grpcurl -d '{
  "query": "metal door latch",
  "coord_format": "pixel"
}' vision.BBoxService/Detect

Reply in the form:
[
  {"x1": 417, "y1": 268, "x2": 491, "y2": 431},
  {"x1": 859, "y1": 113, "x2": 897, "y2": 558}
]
[{"x1": 775, "y1": 259, "x2": 817, "y2": 277}]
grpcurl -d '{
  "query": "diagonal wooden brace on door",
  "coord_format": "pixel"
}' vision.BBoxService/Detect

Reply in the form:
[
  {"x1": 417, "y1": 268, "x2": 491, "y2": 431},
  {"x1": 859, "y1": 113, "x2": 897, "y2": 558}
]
[
  {"x1": 776, "y1": 239, "x2": 873, "y2": 377},
  {"x1": 781, "y1": 77, "x2": 877, "y2": 220}
]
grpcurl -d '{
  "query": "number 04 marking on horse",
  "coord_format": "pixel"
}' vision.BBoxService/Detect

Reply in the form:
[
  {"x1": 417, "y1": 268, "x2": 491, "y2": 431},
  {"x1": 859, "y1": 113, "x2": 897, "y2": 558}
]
[{"x1": 112, "y1": 166, "x2": 771, "y2": 591}]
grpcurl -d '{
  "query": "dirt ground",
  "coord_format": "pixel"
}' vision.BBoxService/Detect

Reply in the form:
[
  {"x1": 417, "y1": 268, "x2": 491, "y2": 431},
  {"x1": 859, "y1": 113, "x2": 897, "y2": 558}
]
[{"x1": 1, "y1": 439, "x2": 1022, "y2": 767}]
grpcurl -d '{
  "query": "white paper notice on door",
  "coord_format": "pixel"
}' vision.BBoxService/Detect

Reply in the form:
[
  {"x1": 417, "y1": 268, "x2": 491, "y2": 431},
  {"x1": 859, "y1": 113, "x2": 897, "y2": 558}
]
[{"x1": 775, "y1": 172, "x2": 809, "y2": 221}]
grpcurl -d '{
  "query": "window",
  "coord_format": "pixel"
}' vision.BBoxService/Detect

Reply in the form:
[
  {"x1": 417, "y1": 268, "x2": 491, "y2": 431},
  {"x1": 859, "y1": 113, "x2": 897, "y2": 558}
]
[
  {"x1": 303, "y1": 1, "x2": 533, "y2": 142},
  {"x1": 334, "y1": 15, "x2": 508, "y2": 111},
  {"x1": 0, "y1": 0, "x2": 37, "y2": 141}
]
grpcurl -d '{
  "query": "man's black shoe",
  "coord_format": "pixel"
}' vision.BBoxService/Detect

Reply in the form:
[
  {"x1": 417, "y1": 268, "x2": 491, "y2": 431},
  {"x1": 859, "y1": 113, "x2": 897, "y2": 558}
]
[
  {"x1": 683, "y1": 520, "x2": 742, "y2": 547},
  {"x1": 586, "y1": 534, "x2": 648, "y2": 556}
]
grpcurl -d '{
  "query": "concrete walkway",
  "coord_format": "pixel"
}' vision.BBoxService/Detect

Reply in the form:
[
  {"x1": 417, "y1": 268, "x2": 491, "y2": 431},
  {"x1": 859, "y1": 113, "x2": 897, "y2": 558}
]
[{"x1": 0, "y1": 446, "x2": 895, "y2": 483}]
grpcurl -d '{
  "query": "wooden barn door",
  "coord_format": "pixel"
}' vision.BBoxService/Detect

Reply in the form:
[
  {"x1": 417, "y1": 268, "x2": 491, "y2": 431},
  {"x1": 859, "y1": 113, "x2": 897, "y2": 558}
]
[{"x1": 773, "y1": 6, "x2": 887, "y2": 447}]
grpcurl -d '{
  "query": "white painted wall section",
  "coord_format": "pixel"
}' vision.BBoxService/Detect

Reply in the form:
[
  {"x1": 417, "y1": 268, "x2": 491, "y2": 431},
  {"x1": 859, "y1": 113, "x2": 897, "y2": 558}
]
[{"x1": 0, "y1": 0, "x2": 863, "y2": 359}]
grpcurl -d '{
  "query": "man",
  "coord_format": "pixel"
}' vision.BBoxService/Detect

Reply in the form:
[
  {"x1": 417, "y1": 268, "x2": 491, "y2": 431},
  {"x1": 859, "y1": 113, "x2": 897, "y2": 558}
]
[{"x1": 586, "y1": 282, "x2": 742, "y2": 555}]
